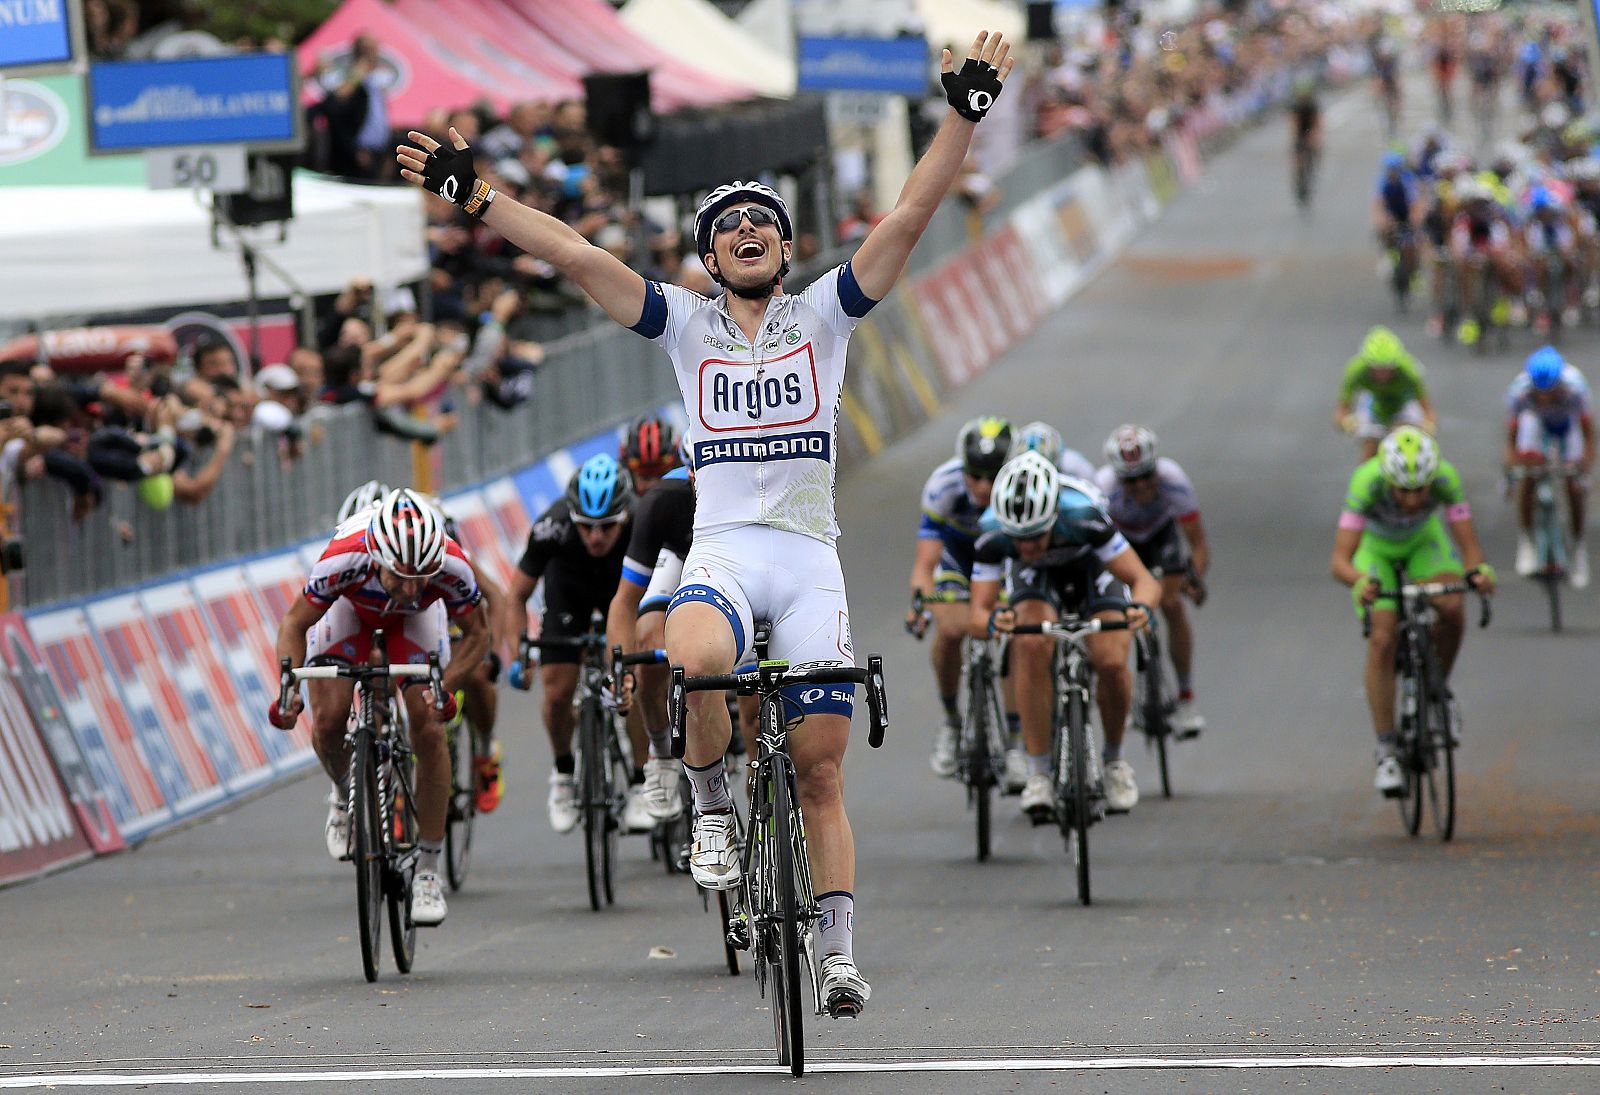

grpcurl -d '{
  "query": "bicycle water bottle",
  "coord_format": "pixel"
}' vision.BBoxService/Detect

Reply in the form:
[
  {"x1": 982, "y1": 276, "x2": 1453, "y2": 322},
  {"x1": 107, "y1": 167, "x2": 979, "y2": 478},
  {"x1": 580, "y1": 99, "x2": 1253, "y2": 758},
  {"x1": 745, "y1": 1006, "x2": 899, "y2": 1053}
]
[{"x1": 1401, "y1": 675, "x2": 1417, "y2": 717}]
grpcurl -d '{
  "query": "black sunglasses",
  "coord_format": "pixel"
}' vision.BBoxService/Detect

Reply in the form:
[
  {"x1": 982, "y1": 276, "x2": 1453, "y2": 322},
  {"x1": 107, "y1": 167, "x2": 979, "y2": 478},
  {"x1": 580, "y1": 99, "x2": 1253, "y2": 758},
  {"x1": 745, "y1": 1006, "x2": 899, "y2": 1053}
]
[{"x1": 712, "y1": 206, "x2": 780, "y2": 235}]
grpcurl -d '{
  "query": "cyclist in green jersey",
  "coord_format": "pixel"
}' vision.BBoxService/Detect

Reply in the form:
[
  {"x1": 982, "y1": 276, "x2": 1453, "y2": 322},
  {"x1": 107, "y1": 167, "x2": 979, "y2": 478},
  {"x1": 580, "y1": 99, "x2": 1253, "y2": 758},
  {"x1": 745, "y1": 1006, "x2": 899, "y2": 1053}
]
[
  {"x1": 1333, "y1": 326, "x2": 1437, "y2": 460},
  {"x1": 1330, "y1": 427, "x2": 1494, "y2": 797}
]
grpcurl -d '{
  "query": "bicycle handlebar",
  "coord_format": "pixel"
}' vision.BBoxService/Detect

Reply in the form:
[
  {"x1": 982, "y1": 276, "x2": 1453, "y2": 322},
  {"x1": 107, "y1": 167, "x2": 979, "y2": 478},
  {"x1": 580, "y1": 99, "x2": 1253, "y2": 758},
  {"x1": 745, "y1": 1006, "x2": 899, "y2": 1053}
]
[
  {"x1": 667, "y1": 655, "x2": 890, "y2": 758},
  {"x1": 278, "y1": 634, "x2": 444, "y2": 713},
  {"x1": 1359, "y1": 582, "x2": 1492, "y2": 637},
  {"x1": 1009, "y1": 618, "x2": 1130, "y2": 639}
]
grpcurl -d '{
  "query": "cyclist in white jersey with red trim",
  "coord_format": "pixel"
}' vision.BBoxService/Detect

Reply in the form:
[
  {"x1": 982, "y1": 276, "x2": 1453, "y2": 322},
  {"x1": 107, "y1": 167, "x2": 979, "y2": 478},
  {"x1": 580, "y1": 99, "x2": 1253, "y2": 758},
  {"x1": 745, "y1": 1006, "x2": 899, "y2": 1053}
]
[
  {"x1": 1094, "y1": 425, "x2": 1211, "y2": 736},
  {"x1": 398, "y1": 29, "x2": 1015, "y2": 1018},
  {"x1": 271, "y1": 488, "x2": 488, "y2": 927}
]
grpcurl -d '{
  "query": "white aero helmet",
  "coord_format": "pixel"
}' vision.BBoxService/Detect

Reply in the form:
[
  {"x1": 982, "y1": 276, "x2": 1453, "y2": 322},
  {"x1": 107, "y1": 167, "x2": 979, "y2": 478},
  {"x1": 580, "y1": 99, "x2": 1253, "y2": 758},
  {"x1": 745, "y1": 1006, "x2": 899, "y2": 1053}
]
[
  {"x1": 367, "y1": 487, "x2": 448, "y2": 578},
  {"x1": 692, "y1": 180, "x2": 793, "y2": 263},
  {"x1": 337, "y1": 479, "x2": 389, "y2": 524},
  {"x1": 1103, "y1": 424, "x2": 1159, "y2": 479},
  {"x1": 993, "y1": 451, "x2": 1061, "y2": 538}
]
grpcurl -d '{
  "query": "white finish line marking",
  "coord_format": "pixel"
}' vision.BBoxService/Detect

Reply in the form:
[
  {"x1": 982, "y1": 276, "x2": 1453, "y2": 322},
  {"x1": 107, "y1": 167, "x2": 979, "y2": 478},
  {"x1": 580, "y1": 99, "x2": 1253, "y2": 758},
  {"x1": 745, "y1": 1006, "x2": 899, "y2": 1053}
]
[{"x1": 3, "y1": 1056, "x2": 1599, "y2": 1086}]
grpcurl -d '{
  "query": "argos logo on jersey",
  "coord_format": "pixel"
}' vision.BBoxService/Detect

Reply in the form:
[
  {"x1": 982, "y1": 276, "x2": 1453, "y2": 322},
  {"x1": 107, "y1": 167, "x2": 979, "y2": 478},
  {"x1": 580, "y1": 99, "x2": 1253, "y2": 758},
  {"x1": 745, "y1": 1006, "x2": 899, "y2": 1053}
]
[{"x1": 697, "y1": 344, "x2": 819, "y2": 433}]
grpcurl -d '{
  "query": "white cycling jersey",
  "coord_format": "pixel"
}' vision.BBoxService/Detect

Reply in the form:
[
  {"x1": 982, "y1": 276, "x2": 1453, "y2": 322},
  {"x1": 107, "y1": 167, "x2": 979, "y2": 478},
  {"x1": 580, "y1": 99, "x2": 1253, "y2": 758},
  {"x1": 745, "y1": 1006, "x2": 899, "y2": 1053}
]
[{"x1": 630, "y1": 263, "x2": 877, "y2": 545}]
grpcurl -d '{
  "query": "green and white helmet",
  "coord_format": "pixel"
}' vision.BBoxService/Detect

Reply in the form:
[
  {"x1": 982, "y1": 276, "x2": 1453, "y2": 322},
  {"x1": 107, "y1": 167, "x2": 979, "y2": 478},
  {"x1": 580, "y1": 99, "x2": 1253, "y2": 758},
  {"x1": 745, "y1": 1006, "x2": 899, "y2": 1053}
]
[{"x1": 1378, "y1": 426, "x2": 1438, "y2": 489}]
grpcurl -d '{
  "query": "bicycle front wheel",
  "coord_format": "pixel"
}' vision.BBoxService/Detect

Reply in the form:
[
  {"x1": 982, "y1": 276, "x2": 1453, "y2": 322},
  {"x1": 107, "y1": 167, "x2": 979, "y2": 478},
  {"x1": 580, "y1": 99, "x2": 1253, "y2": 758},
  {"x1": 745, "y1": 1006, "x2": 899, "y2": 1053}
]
[
  {"x1": 579, "y1": 702, "x2": 608, "y2": 912},
  {"x1": 351, "y1": 732, "x2": 384, "y2": 982},
  {"x1": 965, "y1": 662, "x2": 994, "y2": 862},
  {"x1": 444, "y1": 717, "x2": 475, "y2": 892},
  {"x1": 387, "y1": 747, "x2": 417, "y2": 975},
  {"x1": 769, "y1": 760, "x2": 806, "y2": 1077},
  {"x1": 1138, "y1": 633, "x2": 1173, "y2": 799},
  {"x1": 1060, "y1": 689, "x2": 1092, "y2": 906}
]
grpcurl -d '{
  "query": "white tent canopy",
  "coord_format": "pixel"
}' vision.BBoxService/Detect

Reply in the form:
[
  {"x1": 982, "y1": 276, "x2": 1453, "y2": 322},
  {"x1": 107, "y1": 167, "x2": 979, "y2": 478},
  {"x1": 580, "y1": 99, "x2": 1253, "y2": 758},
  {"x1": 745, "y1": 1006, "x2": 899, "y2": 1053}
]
[
  {"x1": 0, "y1": 175, "x2": 426, "y2": 323},
  {"x1": 914, "y1": 0, "x2": 1025, "y2": 52},
  {"x1": 622, "y1": 0, "x2": 796, "y2": 97}
]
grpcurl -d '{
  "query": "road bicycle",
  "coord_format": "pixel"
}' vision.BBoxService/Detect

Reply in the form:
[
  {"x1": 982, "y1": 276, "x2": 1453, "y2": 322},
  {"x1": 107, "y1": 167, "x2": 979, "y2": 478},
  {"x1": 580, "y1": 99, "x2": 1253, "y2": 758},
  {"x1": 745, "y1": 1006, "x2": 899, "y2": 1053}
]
[
  {"x1": 910, "y1": 589, "x2": 1009, "y2": 861},
  {"x1": 1361, "y1": 573, "x2": 1490, "y2": 841},
  {"x1": 669, "y1": 625, "x2": 888, "y2": 1076},
  {"x1": 1509, "y1": 455, "x2": 1578, "y2": 632},
  {"x1": 518, "y1": 620, "x2": 637, "y2": 912},
  {"x1": 1010, "y1": 615, "x2": 1130, "y2": 906},
  {"x1": 442, "y1": 690, "x2": 479, "y2": 892},
  {"x1": 280, "y1": 635, "x2": 443, "y2": 982}
]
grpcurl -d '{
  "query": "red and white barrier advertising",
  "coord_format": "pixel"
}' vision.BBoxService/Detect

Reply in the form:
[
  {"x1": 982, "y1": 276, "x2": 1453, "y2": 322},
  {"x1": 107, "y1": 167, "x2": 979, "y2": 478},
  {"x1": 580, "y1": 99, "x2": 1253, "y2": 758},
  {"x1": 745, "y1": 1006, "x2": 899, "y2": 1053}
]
[
  {"x1": 0, "y1": 614, "x2": 122, "y2": 857},
  {"x1": 483, "y1": 476, "x2": 533, "y2": 564},
  {"x1": 29, "y1": 607, "x2": 175, "y2": 841},
  {"x1": 190, "y1": 566, "x2": 313, "y2": 760},
  {"x1": 0, "y1": 614, "x2": 94, "y2": 884},
  {"x1": 443, "y1": 490, "x2": 523, "y2": 594}
]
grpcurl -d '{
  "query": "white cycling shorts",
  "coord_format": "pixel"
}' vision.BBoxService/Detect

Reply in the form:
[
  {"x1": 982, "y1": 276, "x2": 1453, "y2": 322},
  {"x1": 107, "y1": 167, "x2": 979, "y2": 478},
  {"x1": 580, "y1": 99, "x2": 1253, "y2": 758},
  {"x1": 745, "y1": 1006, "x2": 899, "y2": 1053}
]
[
  {"x1": 1514, "y1": 410, "x2": 1584, "y2": 464},
  {"x1": 1354, "y1": 392, "x2": 1427, "y2": 439},
  {"x1": 639, "y1": 549, "x2": 684, "y2": 615},
  {"x1": 668, "y1": 524, "x2": 854, "y2": 716}
]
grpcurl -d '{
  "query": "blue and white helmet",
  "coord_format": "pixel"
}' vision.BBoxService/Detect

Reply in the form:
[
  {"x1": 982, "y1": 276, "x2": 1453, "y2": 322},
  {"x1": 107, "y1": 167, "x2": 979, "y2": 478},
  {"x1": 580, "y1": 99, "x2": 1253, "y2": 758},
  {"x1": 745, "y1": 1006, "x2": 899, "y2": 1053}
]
[{"x1": 693, "y1": 180, "x2": 793, "y2": 262}]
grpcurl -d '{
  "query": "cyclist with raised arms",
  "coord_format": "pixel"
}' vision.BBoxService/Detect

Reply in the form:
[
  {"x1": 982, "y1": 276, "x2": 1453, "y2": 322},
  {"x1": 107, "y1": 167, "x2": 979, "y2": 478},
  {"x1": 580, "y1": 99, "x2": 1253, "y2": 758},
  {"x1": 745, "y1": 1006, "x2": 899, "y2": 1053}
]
[
  {"x1": 399, "y1": 29, "x2": 1016, "y2": 1017},
  {"x1": 1334, "y1": 326, "x2": 1435, "y2": 461},
  {"x1": 908, "y1": 416, "x2": 1010, "y2": 779},
  {"x1": 1330, "y1": 427, "x2": 1494, "y2": 797},
  {"x1": 970, "y1": 452, "x2": 1161, "y2": 820},
  {"x1": 1095, "y1": 425, "x2": 1210, "y2": 738},
  {"x1": 270, "y1": 488, "x2": 488, "y2": 927},
  {"x1": 1506, "y1": 347, "x2": 1593, "y2": 587},
  {"x1": 508, "y1": 455, "x2": 652, "y2": 833}
]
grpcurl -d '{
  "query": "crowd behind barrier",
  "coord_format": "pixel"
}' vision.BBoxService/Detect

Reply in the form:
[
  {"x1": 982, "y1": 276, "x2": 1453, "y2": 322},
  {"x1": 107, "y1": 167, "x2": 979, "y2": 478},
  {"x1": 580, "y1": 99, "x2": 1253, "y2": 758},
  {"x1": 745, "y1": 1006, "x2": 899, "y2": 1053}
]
[{"x1": 0, "y1": 47, "x2": 1340, "y2": 886}]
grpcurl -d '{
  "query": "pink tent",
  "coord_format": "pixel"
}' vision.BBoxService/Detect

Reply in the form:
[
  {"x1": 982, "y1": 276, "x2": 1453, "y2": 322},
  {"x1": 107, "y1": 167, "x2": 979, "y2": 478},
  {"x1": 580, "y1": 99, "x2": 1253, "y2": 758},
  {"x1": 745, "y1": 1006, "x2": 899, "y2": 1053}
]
[
  {"x1": 487, "y1": 0, "x2": 755, "y2": 109},
  {"x1": 298, "y1": 0, "x2": 570, "y2": 125},
  {"x1": 391, "y1": 0, "x2": 585, "y2": 100}
]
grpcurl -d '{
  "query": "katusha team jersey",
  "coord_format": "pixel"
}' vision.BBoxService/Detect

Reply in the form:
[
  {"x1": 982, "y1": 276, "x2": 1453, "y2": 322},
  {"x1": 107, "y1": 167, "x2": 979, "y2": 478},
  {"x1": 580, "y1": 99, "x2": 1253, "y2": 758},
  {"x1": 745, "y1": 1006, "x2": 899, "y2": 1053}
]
[
  {"x1": 304, "y1": 525, "x2": 481, "y2": 622},
  {"x1": 630, "y1": 262, "x2": 877, "y2": 546}
]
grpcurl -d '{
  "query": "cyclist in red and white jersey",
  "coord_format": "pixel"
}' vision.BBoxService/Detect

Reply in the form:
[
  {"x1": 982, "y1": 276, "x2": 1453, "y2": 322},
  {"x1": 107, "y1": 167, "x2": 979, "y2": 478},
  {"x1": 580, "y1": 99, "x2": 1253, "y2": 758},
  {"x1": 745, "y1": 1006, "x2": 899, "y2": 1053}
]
[
  {"x1": 271, "y1": 488, "x2": 488, "y2": 926},
  {"x1": 398, "y1": 29, "x2": 1014, "y2": 1017}
]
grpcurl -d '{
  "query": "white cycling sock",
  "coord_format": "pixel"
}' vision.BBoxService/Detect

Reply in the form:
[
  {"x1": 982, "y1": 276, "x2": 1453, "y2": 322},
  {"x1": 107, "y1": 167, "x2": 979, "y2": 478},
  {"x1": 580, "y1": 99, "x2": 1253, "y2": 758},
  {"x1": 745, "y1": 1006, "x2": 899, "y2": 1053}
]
[
  {"x1": 1026, "y1": 753, "x2": 1051, "y2": 778},
  {"x1": 645, "y1": 723, "x2": 672, "y2": 759},
  {"x1": 684, "y1": 757, "x2": 733, "y2": 814},
  {"x1": 418, "y1": 840, "x2": 442, "y2": 874},
  {"x1": 818, "y1": 890, "x2": 854, "y2": 960}
]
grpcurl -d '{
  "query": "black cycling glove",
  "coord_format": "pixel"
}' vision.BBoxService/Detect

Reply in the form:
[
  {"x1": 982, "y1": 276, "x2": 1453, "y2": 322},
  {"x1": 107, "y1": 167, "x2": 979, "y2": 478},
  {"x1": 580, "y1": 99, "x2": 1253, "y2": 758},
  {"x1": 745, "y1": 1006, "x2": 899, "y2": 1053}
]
[
  {"x1": 941, "y1": 56, "x2": 1005, "y2": 123},
  {"x1": 421, "y1": 141, "x2": 496, "y2": 219}
]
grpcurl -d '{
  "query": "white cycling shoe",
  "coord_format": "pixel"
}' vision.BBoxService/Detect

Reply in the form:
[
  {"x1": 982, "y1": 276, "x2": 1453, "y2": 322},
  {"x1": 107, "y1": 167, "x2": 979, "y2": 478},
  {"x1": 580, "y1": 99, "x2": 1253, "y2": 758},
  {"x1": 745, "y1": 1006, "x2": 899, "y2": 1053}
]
[
  {"x1": 820, "y1": 954, "x2": 871, "y2": 1018},
  {"x1": 689, "y1": 811, "x2": 742, "y2": 890},
  {"x1": 1020, "y1": 772, "x2": 1054, "y2": 822},
  {"x1": 411, "y1": 871, "x2": 447, "y2": 926},
  {"x1": 547, "y1": 772, "x2": 579, "y2": 834},
  {"x1": 1375, "y1": 754, "x2": 1405, "y2": 798},
  {"x1": 621, "y1": 785, "x2": 655, "y2": 833},
  {"x1": 325, "y1": 791, "x2": 351, "y2": 862},
  {"x1": 929, "y1": 720, "x2": 959, "y2": 778},
  {"x1": 1103, "y1": 760, "x2": 1139, "y2": 814},
  {"x1": 1003, "y1": 748, "x2": 1029, "y2": 794},
  {"x1": 641, "y1": 758, "x2": 684, "y2": 820},
  {"x1": 1570, "y1": 541, "x2": 1590, "y2": 590},
  {"x1": 1515, "y1": 533, "x2": 1537, "y2": 577},
  {"x1": 1174, "y1": 699, "x2": 1206, "y2": 740}
]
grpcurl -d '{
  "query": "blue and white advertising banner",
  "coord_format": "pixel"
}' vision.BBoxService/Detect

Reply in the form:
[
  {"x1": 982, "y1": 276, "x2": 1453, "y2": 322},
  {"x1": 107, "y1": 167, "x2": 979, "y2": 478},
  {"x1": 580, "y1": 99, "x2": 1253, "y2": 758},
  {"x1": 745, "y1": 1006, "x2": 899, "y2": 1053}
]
[
  {"x1": 797, "y1": 36, "x2": 929, "y2": 96},
  {"x1": 87, "y1": 53, "x2": 300, "y2": 153},
  {"x1": 0, "y1": 0, "x2": 79, "y2": 72}
]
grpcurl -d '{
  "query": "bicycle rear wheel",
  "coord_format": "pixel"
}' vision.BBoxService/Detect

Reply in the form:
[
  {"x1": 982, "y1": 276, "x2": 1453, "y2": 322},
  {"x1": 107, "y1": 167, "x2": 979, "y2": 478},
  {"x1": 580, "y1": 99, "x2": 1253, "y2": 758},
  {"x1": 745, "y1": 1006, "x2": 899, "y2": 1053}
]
[
  {"x1": 387, "y1": 746, "x2": 417, "y2": 975},
  {"x1": 444, "y1": 716, "x2": 475, "y2": 892},
  {"x1": 351, "y1": 732, "x2": 384, "y2": 983},
  {"x1": 769, "y1": 759, "x2": 806, "y2": 1077}
]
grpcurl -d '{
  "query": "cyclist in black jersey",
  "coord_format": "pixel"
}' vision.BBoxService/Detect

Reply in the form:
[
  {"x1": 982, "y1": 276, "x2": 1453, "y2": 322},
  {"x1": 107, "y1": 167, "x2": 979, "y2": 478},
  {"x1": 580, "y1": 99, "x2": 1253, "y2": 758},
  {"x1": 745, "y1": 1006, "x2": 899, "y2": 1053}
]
[
  {"x1": 508, "y1": 456, "x2": 649, "y2": 834},
  {"x1": 1289, "y1": 80, "x2": 1321, "y2": 210}
]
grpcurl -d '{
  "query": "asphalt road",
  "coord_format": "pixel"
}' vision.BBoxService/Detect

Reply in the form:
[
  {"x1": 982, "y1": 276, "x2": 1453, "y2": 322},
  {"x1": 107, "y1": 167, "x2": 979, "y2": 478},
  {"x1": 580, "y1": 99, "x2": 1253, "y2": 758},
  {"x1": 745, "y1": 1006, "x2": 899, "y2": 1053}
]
[{"x1": 4, "y1": 83, "x2": 1599, "y2": 1094}]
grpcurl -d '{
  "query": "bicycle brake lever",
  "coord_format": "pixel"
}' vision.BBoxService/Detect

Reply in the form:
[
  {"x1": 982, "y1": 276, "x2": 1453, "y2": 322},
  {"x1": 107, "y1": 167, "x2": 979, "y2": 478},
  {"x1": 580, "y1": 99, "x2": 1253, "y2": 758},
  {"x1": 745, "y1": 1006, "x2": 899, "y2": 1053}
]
[
  {"x1": 866, "y1": 655, "x2": 889, "y2": 749},
  {"x1": 277, "y1": 657, "x2": 294, "y2": 710},
  {"x1": 668, "y1": 666, "x2": 687, "y2": 760},
  {"x1": 428, "y1": 653, "x2": 444, "y2": 710}
]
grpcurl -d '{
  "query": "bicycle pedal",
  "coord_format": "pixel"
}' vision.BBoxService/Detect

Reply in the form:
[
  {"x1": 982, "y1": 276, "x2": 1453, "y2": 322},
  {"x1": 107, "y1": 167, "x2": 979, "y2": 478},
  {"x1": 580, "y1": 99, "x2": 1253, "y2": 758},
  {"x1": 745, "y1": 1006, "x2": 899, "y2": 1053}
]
[
  {"x1": 1175, "y1": 727, "x2": 1202, "y2": 742},
  {"x1": 826, "y1": 991, "x2": 865, "y2": 1020},
  {"x1": 1025, "y1": 806, "x2": 1055, "y2": 827},
  {"x1": 726, "y1": 920, "x2": 751, "y2": 951}
]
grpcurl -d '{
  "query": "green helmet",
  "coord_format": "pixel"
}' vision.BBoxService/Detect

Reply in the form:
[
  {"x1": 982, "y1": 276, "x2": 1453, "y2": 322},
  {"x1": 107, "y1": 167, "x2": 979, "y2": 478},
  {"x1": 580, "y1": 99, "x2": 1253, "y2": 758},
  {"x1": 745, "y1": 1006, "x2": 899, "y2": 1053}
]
[
  {"x1": 1360, "y1": 325, "x2": 1406, "y2": 368},
  {"x1": 1378, "y1": 426, "x2": 1439, "y2": 489}
]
